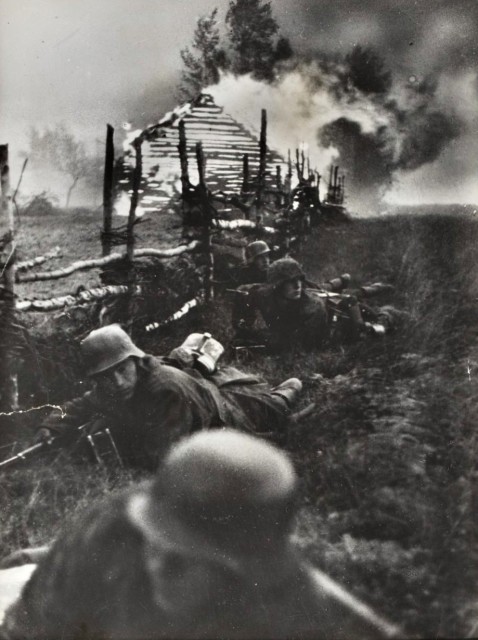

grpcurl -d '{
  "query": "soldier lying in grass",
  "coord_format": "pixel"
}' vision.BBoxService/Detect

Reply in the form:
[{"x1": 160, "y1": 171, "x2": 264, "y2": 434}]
[
  {"x1": 232, "y1": 257, "x2": 399, "y2": 352},
  {"x1": 0, "y1": 429, "x2": 400, "y2": 640},
  {"x1": 229, "y1": 240, "x2": 272, "y2": 286},
  {"x1": 33, "y1": 325, "x2": 304, "y2": 470}
]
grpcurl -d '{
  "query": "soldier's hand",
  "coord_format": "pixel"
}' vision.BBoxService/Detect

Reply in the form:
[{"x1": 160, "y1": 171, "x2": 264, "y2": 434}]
[{"x1": 34, "y1": 428, "x2": 53, "y2": 444}]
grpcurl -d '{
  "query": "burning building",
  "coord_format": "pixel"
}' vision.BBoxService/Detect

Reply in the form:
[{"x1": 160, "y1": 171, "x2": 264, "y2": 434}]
[{"x1": 117, "y1": 94, "x2": 287, "y2": 217}]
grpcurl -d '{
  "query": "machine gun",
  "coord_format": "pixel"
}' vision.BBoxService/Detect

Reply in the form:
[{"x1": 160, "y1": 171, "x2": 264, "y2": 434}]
[{"x1": 0, "y1": 424, "x2": 123, "y2": 471}]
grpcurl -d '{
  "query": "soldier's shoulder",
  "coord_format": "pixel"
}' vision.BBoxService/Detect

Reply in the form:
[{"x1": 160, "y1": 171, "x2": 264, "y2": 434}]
[
  {"x1": 303, "y1": 289, "x2": 329, "y2": 310},
  {"x1": 141, "y1": 356, "x2": 201, "y2": 394}
]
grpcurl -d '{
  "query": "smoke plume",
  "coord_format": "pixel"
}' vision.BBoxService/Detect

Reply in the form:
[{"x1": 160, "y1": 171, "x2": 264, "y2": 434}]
[{"x1": 208, "y1": 45, "x2": 464, "y2": 213}]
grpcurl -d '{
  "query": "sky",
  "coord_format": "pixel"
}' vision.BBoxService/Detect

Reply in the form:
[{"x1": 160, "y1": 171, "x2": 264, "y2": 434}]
[{"x1": 1, "y1": 0, "x2": 477, "y2": 208}]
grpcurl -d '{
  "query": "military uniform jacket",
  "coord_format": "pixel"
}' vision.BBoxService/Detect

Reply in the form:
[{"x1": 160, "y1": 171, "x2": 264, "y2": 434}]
[
  {"x1": 41, "y1": 356, "x2": 289, "y2": 469},
  {"x1": 235, "y1": 285, "x2": 330, "y2": 349}
]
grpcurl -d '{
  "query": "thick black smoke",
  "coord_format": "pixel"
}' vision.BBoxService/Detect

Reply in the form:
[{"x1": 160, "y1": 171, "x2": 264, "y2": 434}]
[
  {"x1": 275, "y1": 0, "x2": 478, "y2": 75},
  {"x1": 316, "y1": 46, "x2": 462, "y2": 209},
  {"x1": 395, "y1": 109, "x2": 462, "y2": 171},
  {"x1": 319, "y1": 118, "x2": 395, "y2": 209}
]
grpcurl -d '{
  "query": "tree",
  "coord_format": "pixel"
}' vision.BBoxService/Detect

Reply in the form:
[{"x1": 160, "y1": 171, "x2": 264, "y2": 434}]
[
  {"x1": 226, "y1": 0, "x2": 290, "y2": 81},
  {"x1": 25, "y1": 125, "x2": 101, "y2": 207},
  {"x1": 345, "y1": 46, "x2": 392, "y2": 95},
  {"x1": 179, "y1": 9, "x2": 228, "y2": 99}
]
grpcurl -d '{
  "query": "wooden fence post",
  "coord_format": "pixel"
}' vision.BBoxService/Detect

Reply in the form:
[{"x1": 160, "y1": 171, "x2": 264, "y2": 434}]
[
  {"x1": 275, "y1": 165, "x2": 282, "y2": 207},
  {"x1": 241, "y1": 154, "x2": 249, "y2": 196},
  {"x1": 122, "y1": 137, "x2": 142, "y2": 333},
  {"x1": 285, "y1": 149, "x2": 292, "y2": 203},
  {"x1": 102, "y1": 124, "x2": 115, "y2": 257},
  {"x1": 127, "y1": 138, "x2": 142, "y2": 261},
  {"x1": 256, "y1": 109, "x2": 267, "y2": 213},
  {"x1": 195, "y1": 142, "x2": 214, "y2": 303},
  {"x1": 178, "y1": 120, "x2": 190, "y2": 198},
  {"x1": 0, "y1": 144, "x2": 18, "y2": 411}
]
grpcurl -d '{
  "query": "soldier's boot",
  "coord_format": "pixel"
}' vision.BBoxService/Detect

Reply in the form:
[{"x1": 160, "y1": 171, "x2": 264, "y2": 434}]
[{"x1": 271, "y1": 378, "x2": 303, "y2": 409}]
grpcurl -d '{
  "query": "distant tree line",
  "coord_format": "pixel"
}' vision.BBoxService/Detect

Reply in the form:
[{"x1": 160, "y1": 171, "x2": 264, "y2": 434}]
[{"x1": 179, "y1": 0, "x2": 293, "y2": 99}]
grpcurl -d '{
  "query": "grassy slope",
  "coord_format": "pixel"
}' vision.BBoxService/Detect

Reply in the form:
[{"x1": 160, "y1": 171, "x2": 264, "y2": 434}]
[{"x1": 2, "y1": 205, "x2": 478, "y2": 637}]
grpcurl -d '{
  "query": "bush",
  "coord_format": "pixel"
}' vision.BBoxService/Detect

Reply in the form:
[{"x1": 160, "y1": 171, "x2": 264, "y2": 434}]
[{"x1": 20, "y1": 191, "x2": 59, "y2": 216}]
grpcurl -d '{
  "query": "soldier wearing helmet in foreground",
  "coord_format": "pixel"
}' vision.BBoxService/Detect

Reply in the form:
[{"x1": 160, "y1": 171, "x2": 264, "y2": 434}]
[
  {"x1": 1, "y1": 429, "x2": 400, "y2": 640},
  {"x1": 34, "y1": 325, "x2": 303, "y2": 470},
  {"x1": 233, "y1": 257, "x2": 397, "y2": 352}
]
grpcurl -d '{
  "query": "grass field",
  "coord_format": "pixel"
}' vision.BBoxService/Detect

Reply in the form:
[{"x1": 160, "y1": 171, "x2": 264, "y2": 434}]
[{"x1": 1, "y1": 203, "x2": 478, "y2": 637}]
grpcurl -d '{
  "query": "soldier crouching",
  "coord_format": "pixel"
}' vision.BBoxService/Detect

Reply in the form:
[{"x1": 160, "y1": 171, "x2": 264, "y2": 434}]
[{"x1": 1, "y1": 429, "x2": 400, "y2": 640}]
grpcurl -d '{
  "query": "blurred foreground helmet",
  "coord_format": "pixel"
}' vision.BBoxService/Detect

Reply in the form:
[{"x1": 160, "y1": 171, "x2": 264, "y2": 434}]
[
  {"x1": 244, "y1": 240, "x2": 271, "y2": 265},
  {"x1": 267, "y1": 258, "x2": 305, "y2": 288},
  {"x1": 131, "y1": 429, "x2": 298, "y2": 570},
  {"x1": 81, "y1": 324, "x2": 145, "y2": 377}
]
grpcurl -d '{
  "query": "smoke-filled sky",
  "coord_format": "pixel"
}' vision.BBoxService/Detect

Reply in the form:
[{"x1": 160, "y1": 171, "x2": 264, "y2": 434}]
[{"x1": 1, "y1": 0, "x2": 477, "y2": 208}]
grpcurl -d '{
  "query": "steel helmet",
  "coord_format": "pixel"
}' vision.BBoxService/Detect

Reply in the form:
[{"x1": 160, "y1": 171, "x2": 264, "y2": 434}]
[
  {"x1": 244, "y1": 241, "x2": 271, "y2": 265},
  {"x1": 81, "y1": 324, "x2": 145, "y2": 376},
  {"x1": 267, "y1": 258, "x2": 305, "y2": 288},
  {"x1": 130, "y1": 429, "x2": 299, "y2": 568}
]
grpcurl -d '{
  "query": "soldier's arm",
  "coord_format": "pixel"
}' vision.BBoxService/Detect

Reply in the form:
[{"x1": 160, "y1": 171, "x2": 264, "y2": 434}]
[
  {"x1": 231, "y1": 284, "x2": 262, "y2": 330},
  {"x1": 36, "y1": 391, "x2": 100, "y2": 441}
]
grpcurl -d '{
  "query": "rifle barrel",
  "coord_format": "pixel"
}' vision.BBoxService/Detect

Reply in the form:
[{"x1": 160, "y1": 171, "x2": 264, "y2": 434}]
[{"x1": 0, "y1": 441, "x2": 51, "y2": 469}]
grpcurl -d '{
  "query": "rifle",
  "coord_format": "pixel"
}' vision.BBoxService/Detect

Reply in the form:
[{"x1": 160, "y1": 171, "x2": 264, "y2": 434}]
[
  {"x1": 0, "y1": 424, "x2": 123, "y2": 471},
  {"x1": 0, "y1": 439, "x2": 57, "y2": 470}
]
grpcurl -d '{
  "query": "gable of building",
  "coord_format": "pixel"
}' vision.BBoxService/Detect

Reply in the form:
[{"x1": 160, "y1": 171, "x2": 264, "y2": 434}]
[{"x1": 117, "y1": 94, "x2": 286, "y2": 216}]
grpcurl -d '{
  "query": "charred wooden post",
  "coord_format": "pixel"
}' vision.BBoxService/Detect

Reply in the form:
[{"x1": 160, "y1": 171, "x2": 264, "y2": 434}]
[
  {"x1": 275, "y1": 165, "x2": 282, "y2": 206},
  {"x1": 0, "y1": 144, "x2": 18, "y2": 411},
  {"x1": 178, "y1": 120, "x2": 190, "y2": 197},
  {"x1": 295, "y1": 148, "x2": 302, "y2": 182},
  {"x1": 284, "y1": 150, "x2": 293, "y2": 202},
  {"x1": 241, "y1": 154, "x2": 250, "y2": 196},
  {"x1": 196, "y1": 141, "x2": 206, "y2": 193},
  {"x1": 255, "y1": 109, "x2": 267, "y2": 214},
  {"x1": 123, "y1": 137, "x2": 142, "y2": 333},
  {"x1": 127, "y1": 137, "x2": 142, "y2": 261},
  {"x1": 102, "y1": 124, "x2": 115, "y2": 257},
  {"x1": 196, "y1": 142, "x2": 214, "y2": 302},
  {"x1": 327, "y1": 165, "x2": 334, "y2": 202},
  {"x1": 258, "y1": 109, "x2": 267, "y2": 187}
]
